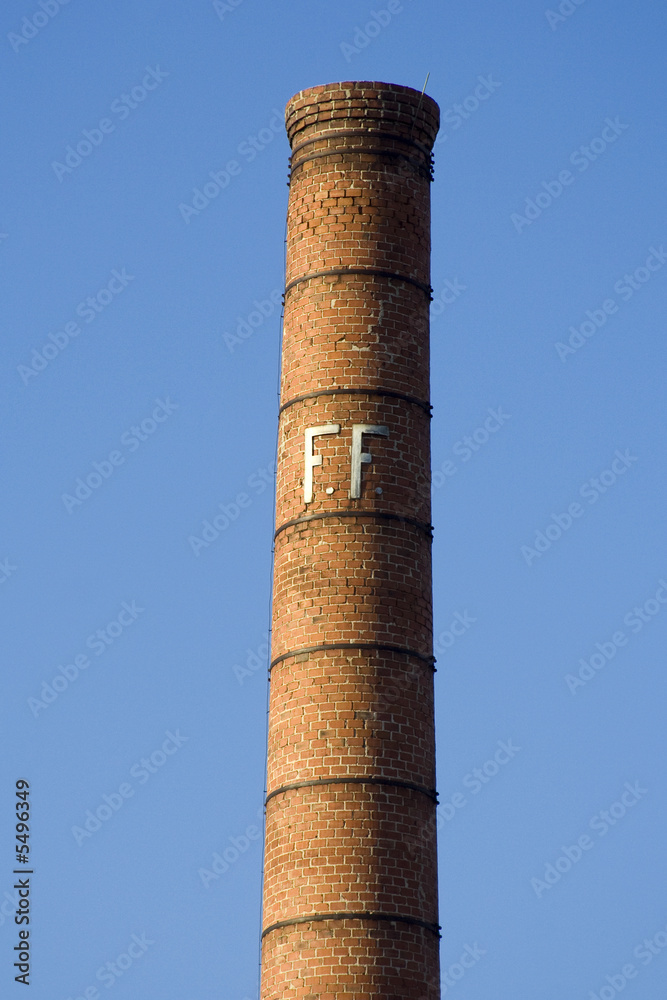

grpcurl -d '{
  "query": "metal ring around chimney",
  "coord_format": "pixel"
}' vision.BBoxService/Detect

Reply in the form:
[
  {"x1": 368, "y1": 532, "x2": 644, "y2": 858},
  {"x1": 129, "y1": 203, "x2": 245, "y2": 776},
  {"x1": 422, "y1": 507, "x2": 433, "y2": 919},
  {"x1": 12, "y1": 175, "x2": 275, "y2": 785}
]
[
  {"x1": 289, "y1": 128, "x2": 433, "y2": 159},
  {"x1": 274, "y1": 509, "x2": 433, "y2": 540},
  {"x1": 289, "y1": 147, "x2": 434, "y2": 181},
  {"x1": 283, "y1": 266, "x2": 433, "y2": 299},
  {"x1": 278, "y1": 386, "x2": 432, "y2": 417},
  {"x1": 262, "y1": 911, "x2": 441, "y2": 939},
  {"x1": 265, "y1": 776, "x2": 439, "y2": 805},
  {"x1": 269, "y1": 641, "x2": 435, "y2": 671}
]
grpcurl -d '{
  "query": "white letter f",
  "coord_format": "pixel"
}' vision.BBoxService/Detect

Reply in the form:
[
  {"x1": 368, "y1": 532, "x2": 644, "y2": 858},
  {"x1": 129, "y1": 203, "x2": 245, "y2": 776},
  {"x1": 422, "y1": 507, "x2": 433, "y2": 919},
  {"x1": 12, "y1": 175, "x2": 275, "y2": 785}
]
[{"x1": 304, "y1": 424, "x2": 340, "y2": 503}]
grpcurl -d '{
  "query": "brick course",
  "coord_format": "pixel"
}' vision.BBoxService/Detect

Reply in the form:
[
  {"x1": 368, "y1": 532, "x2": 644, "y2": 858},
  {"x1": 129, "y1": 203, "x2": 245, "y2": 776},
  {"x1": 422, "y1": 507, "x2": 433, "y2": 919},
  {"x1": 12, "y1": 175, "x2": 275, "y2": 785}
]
[{"x1": 261, "y1": 81, "x2": 440, "y2": 999}]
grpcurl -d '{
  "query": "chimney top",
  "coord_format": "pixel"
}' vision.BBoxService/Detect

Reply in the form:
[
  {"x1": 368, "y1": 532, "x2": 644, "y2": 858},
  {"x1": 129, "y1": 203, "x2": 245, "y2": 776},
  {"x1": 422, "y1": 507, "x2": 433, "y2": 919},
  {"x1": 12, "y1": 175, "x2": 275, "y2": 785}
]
[{"x1": 285, "y1": 80, "x2": 440, "y2": 152}]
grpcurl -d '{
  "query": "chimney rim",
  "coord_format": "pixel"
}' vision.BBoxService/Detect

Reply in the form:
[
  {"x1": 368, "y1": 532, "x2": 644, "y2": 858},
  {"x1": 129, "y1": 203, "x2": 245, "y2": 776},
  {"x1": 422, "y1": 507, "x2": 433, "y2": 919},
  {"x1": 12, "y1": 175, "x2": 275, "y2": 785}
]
[{"x1": 284, "y1": 80, "x2": 440, "y2": 149}]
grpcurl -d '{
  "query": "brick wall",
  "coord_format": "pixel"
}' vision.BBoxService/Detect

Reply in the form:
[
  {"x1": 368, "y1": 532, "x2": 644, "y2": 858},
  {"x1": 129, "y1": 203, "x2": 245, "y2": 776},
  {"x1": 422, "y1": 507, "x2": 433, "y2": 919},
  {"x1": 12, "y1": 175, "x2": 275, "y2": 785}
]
[{"x1": 261, "y1": 81, "x2": 441, "y2": 1000}]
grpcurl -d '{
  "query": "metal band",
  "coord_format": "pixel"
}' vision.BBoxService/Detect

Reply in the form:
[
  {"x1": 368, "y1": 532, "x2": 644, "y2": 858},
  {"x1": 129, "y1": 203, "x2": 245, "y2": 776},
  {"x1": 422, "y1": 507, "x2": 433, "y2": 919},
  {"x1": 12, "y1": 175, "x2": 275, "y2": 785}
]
[
  {"x1": 289, "y1": 128, "x2": 433, "y2": 160},
  {"x1": 279, "y1": 386, "x2": 432, "y2": 417},
  {"x1": 284, "y1": 266, "x2": 433, "y2": 299},
  {"x1": 262, "y1": 911, "x2": 441, "y2": 939},
  {"x1": 289, "y1": 147, "x2": 433, "y2": 181},
  {"x1": 269, "y1": 641, "x2": 435, "y2": 670},
  {"x1": 266, "y1": 776, "x2": 438, "y2": 805},
  {"x1": 274, "y1": 509, "x2": 433, "y2": 540}
]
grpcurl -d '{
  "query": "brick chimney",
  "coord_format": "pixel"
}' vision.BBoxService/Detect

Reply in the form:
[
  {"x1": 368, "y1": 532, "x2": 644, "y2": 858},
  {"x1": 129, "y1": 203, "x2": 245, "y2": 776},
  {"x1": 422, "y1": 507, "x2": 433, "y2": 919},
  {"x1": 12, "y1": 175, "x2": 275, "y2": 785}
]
[{"x1": 261, "y1": 80, "x2": 441, "y2": 999}]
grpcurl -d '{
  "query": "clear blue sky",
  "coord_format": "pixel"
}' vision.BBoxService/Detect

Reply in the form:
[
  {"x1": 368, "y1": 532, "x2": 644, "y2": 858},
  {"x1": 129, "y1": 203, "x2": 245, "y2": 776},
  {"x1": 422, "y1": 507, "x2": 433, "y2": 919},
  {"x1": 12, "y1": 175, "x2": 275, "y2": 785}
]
[{"x1": 2, "y1": 1, "x2": 666, "y2": 998}]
